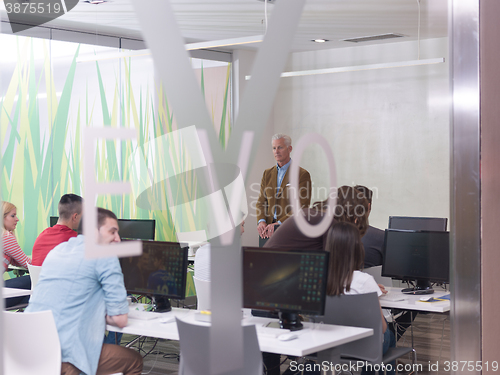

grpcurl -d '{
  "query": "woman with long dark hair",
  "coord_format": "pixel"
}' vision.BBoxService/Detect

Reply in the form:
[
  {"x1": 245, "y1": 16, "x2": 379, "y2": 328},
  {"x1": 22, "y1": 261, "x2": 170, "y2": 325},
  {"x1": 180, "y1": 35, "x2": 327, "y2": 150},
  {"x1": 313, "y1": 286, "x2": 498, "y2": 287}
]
[{"x1": 325, "y1": 221, "x2": 395, "y2": 375}]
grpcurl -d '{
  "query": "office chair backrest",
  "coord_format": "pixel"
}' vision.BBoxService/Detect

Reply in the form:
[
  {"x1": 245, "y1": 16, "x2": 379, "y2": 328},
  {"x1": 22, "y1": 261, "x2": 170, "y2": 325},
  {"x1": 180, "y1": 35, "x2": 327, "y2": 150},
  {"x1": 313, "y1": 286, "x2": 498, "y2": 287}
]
[
  {"x1": 363, "y1": 266, "x2": 392, "y2": 287},
  {"x1": 28, "y1": 264, "x2": 42, "y2": 290},
  {"x1": 3, "y1": 310, "x2": 61, "y2": 375},
  {"x1": 176, "y1": 318, "x2": 263, "y2": 375},
  {"x1": 321, "y1": 292, "x2": 383, "y2": 364},
  {"x1": 193, "y1": 276, "x2": 211, "y2": 311}
]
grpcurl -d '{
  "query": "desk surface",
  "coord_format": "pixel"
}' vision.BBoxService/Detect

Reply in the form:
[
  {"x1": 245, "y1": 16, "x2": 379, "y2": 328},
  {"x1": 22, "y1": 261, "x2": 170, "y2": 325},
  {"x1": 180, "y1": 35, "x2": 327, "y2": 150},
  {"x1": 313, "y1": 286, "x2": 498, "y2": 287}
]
[
  {"x1": 108, "y1": 308, "x2": 373, "y2": 357},
  {"x1": 2, "y1": 287, "x2": 32, "y2": 299},
  {"x1": 7, "y1": 265, "x2": 28, "y2": 271},
  {"x1": 379, "y1": 286, "x2": 450, "y2": 313}
]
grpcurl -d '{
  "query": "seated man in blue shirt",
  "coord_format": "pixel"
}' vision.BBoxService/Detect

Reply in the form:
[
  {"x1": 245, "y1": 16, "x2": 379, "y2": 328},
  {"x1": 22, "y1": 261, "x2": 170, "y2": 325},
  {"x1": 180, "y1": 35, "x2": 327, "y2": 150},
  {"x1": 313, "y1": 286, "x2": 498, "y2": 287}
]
[{"x1": 26, "y1": 208, "x2": 143, "y2": 375}]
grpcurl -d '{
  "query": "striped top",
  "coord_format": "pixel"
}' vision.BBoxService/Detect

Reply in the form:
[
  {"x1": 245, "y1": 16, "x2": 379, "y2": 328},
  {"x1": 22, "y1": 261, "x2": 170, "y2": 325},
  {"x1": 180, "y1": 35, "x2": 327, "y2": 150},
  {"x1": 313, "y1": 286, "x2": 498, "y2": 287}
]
[{"x1": 2, "y1": 231, "x2": 31, "y2": 272}]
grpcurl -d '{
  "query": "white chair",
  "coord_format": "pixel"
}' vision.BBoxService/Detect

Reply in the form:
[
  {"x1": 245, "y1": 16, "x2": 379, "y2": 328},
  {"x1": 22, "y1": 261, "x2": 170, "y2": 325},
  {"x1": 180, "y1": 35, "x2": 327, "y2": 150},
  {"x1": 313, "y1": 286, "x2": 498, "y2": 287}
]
[
  {"x1": 193, "y1": 276, "x2": 211, "y2": 311},
  {"x1": 28, "y1": 264, "x2": 42, "y2": 290},
  {"x1": 3, "y1": 310, "x2": 61, "y2": 375},
  {"x1": 176, "y1": 317, "x2": 262, "y2": 375}
]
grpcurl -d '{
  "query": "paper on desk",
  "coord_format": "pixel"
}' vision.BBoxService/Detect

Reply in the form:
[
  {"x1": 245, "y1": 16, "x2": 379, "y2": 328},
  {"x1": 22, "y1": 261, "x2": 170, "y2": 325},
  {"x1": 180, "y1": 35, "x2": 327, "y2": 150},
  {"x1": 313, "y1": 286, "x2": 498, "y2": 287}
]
[{"x1": 418, "y1": 297, "x2": 448, "y2": 303}]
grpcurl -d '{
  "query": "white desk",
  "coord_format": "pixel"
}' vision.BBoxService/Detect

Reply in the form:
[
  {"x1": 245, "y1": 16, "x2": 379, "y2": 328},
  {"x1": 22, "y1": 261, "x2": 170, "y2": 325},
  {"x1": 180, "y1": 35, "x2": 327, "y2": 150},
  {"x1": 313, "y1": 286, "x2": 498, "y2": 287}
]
[
  {"x1": 379, "y1": 287, "x2": 450, "y2": 313},
  {"x1": 108, "y1": 308, "x2": 373, "y2": 357},
  {"x1": 2, "y1": 287, "x2": 32, "y2": 299},
  {"x1": 7, "y1": 265, "x2": 28, "y2": 272}
]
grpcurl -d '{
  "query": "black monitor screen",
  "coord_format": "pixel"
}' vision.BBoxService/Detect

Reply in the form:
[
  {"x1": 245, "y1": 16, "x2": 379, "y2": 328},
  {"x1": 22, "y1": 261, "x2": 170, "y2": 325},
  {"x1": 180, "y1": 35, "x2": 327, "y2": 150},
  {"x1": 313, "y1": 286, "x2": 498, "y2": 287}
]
[
  {"x1": 382, "y1": 230, "x2": 450, "y2": 285},
  {"x1": 388, "y1": 216, "x2": 448, "y2": 231},
  {"x1": 243, "y1": 247, "x2": 329, "y2": 317},
  {"x1": 118, "y1": 219, "x2": 155, "y2": 240},
  {"x1": 50, "y1": 217, "x2": 155, "y2": 240},
  {"x1": 120, "y1": 241, "x2": 188, "y2": 300}
]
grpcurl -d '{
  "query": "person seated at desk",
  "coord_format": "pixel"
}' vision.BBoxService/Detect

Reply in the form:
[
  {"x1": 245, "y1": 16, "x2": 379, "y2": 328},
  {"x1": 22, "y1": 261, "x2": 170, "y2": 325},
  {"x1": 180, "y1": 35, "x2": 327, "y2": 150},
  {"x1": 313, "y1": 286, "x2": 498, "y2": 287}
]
[
  {"x1": 193, "y1": 219, "x2": 245, "y2": 282},
  {"x1": 325, "y1": 221, "x2": 395, "y2": 375},
  {"x1": 354, "y1": 185, "x2": 417, "y2": 341},
  {"x1": 32, "y1": 193, "x2": 82, "y2": 266},
  {"x1": 264, "y1": 185, "x2": 370, "y2": 251},
  {"x1": 2, "y1": 201, "x2": 32, "y2": 308},
  {"x1": 262, "y1": 186, "x2": 370, "y2": 375},
  {"x1": 26, "y1": 208, "x2": 143, "y2": 375},
  {"x1": 353, "y1": 185, "x2": 385, "y2": 268}
]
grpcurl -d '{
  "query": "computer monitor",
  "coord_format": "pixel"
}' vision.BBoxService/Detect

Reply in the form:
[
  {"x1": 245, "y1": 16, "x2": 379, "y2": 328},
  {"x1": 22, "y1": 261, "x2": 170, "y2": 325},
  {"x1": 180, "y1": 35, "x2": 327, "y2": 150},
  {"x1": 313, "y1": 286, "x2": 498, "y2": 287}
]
[
  {"x1": 242, "y1": 246, "x2": 329, "y2": 331},
  {"x1": 50, "y1": 217, "x2": 155, "y2": 240},
  {"x1": 118, "y1": 219, "x2": 155, "y2": 240},
  {"x1": 381, "y1": 229, "x2": 450, "y2": 295},
  {"x1": 388, "y1": 216, "x2": 448, "y2": 231},
  {"x1": 120, "y1": 240, "x2": 188, "y2": 312},
  {"x1": 50, "y1": 216, "x2": 58, "y2": 227}
]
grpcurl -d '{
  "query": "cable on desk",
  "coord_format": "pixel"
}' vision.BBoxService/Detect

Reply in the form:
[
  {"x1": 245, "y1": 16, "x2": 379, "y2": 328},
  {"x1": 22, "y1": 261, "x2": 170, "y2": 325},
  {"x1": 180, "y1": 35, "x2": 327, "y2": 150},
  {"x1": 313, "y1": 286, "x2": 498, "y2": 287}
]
[
  {"x1": 162, "y1": 352, "x2": 180, "y2": 361},
  {"x1": 434, "y1": 282, "x2": 448, "y2": 291}
]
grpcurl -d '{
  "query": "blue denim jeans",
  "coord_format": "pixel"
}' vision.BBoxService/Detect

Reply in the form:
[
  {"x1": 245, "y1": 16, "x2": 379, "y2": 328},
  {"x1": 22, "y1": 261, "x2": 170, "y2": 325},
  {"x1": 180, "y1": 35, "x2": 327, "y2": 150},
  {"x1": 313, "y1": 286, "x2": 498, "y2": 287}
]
[
  {"x1": 104, "y1": 331, "x2": 123, "y2": 345},
  {"x1": 361, "y1": 327, "x2": 396, "y2": 375}
]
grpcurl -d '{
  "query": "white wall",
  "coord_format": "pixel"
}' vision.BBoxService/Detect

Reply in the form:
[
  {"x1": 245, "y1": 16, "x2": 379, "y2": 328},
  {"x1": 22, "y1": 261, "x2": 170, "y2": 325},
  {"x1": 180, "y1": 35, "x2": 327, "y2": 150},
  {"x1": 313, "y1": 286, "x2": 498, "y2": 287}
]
[
  {"x1": 269, "y1": 37, "x2": 450, "y2": 230},
  {"x1": 233, "y1": 49, "x2": 277, "y2": 247}
]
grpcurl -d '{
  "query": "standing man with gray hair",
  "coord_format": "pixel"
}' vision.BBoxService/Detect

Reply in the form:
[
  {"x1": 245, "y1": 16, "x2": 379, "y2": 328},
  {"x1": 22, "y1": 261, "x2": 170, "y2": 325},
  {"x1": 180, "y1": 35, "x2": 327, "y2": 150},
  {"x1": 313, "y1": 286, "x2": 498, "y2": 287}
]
[{"x1": 256, "y1": 133, "x2": 311, "y2": 243}]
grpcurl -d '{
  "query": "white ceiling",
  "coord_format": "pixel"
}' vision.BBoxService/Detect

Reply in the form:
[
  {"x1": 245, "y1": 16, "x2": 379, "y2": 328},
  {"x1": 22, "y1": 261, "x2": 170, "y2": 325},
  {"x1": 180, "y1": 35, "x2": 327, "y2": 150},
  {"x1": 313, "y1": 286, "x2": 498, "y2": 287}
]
[{"x1": 0, "y1": 0, "x2": 448, "y2": 52}]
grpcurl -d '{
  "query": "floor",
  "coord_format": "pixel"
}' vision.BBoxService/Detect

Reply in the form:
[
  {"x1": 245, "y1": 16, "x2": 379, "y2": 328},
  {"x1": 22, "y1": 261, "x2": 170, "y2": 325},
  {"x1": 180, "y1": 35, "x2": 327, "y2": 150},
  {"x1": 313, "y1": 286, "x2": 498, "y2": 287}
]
[{"x1": 122, "y1": 311, "x2": 451, "y2": 375}]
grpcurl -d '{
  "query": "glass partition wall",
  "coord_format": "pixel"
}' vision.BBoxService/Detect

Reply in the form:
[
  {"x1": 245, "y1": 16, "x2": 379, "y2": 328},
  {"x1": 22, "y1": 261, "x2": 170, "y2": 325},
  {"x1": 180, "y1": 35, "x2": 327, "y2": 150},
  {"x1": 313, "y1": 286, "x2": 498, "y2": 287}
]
[
  {"x1": 2, "y1": 1, "x2": 492, "y2": 372},
  {"x1": 0, "y1": 33, "x2": 232, "y2": 252}
]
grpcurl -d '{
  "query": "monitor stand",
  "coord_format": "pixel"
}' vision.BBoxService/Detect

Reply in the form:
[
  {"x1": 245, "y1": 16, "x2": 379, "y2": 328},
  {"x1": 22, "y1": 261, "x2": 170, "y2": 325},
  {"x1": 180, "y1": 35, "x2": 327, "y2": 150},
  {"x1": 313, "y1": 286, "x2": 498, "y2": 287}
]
[
  {"x1": 279, "y1": 312, "x2": 303, "y2": 331},
  {"x1": 251, "y1": 309, "x2": 280, "y2": 319},
  {"x1": 152, "y1": 296, "x2": 172, "y2": 312},
  {"x1": 401, "y1": 280, "x2": 434, "y2": 295}
]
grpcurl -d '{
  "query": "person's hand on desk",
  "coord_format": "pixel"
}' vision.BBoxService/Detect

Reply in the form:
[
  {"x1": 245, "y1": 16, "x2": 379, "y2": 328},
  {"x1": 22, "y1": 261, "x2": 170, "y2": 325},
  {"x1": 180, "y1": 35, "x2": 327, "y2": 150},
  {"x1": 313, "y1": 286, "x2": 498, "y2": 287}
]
[
  {"x1": 106, "y1": 314, "x2": 128, "y2": 328},
  {"x1": 378, "y1": 284, "x2": 388, "y2": 295}
]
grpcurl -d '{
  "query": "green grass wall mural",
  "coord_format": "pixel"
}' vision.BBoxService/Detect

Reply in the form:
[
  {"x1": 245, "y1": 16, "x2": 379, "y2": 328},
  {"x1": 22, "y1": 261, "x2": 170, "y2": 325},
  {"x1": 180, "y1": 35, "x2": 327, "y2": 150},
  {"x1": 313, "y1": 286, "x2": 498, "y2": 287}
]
[{"x1": 1, "y1": 35, "x2": 232, "y2": 291}]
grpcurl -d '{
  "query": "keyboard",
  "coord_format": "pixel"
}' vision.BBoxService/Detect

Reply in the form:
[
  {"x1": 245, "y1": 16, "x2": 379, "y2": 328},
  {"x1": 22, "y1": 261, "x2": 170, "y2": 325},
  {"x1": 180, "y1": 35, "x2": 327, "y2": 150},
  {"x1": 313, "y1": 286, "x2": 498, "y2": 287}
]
[
  {"x1": 128, "y1": 309, "x2": 160, "y2": 320},
  {"x1": 380, "y1": 292, "x2": 406, "y2": 302},
  {"x1": 255, "y1": 325, "x2": 290, "y2": 338}
]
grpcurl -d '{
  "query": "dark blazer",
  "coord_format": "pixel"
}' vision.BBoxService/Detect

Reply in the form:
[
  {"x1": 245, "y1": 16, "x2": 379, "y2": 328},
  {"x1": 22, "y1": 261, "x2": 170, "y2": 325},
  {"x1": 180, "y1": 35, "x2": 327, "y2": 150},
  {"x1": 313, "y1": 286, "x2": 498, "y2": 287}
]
[
  {"x1": 361, "y1": 225, "x2": 385, "y2": 268},
  {"x1": 256, "y1": 164, "x2": 311, "y2": 225}
]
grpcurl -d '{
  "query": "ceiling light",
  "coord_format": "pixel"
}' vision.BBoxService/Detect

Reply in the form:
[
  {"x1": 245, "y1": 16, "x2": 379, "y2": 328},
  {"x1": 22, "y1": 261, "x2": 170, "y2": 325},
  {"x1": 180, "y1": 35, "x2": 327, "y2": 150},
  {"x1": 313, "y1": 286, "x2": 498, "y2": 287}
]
[
  {"x1": 342, "y1": 33, "x2": 404, "y2": 43},
  {"x1": 312, "y1": 39, "x2": 328, "y2": 43},
  {"x1": 245, "y1": 58, "x2": 445, "y2": 80},
  {"x1": 76, "y1": 35, "x2": 264, "y2": 63},
  {"x1": 185, "y1": 35, "x2": 263, "y2": 51}
]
